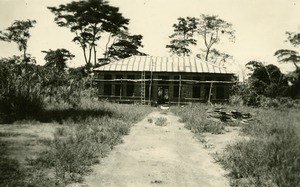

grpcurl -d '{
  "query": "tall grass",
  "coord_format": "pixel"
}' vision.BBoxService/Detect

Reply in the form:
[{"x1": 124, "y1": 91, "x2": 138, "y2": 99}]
[
  {"x1": 217, "y1": 107, "x2": 300, "y2": 187},
  {"x1": 0, "y1": 142, "x2": 25, "y2": 186},
  {"x1": 171, "y1": 104, "x2": 225, "y2": 134},
  {"x1": 34, "y1": 101, "x2": 152, "y2": 185},
  {"x1": 1, "y1": 100, "x2": 153, "y2": 186},
  {"x1": 172, "y1": 104, "x2": 300, "y2": 186},
  {"x1": 0, "y1": 132, "x2": 54, "y2": 187}
]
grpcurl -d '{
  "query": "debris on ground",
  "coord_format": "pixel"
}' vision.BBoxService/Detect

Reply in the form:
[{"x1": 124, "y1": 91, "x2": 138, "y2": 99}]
[
  {"x1": 150, "y1": 180, "x2": 164, "y2": 184},
  {"x1": 160, "y1": 105, "x2": 170, "y2": 110},
  {"x1": 206, "y1": 107, "x2": 253, "y2": 124}
]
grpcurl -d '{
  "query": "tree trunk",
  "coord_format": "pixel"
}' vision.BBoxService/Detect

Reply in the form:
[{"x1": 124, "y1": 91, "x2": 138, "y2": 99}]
[
  {"x1": 263, "y1": 64, "x2": 272, "y2": 83},
  {"x1": 105, "y1": 33, "x2": 112, "y2": 59},
  {"x1": 88, "y1": 46, "x2": 92, "y2": 65},
  {"x1": 205, "y1": 48, "x2": 210, "y2": 61},
  {"x1": 293, "y1": 61, "x2": 299, "y2": 69},
  {"x1": 23, "y1": 49, "x2": 28, "y2": 72},
  {"x1": 93, "y1": 45, "x2": 97, "y2": 66},
  {"x1": 82, "y1": 47, "x2": 88, "y2": 65}
]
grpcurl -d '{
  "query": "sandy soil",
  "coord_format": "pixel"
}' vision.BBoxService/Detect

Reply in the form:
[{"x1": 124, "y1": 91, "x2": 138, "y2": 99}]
[{"x1": 75, "y1": 110, "x2": 238, "y2": 187}]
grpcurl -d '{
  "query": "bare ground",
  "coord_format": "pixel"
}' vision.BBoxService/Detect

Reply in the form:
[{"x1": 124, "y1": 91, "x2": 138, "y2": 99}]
[{"x1": 74, "y1": 110, "x2": 240, "y2": 187}]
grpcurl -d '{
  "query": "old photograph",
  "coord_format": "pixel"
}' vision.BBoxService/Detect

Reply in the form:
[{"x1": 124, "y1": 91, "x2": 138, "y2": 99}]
[{"x1": 0, "y1": 0, "x2": 299, "y2": 186}]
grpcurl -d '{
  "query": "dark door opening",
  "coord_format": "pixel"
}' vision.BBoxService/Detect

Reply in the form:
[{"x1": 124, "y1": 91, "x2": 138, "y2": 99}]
[{"x1": 157, "y1": 86, "x2": 169, "y2": 105}]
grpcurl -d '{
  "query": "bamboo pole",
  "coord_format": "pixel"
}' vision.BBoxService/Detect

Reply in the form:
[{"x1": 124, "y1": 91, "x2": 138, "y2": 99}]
[
  {"x1": 148, "y1": 58, "x2": 154, "y2": 105},
  {"x1": 208, "y1": 82, "x2": 213, "y2": 103},
  {"x1": 120, "y1": 78, "x2": 123, "y2": 99},
  {"x1": 149, "y1": 75, "x2": 152, "y2": 105},
  {"x1": 178, "y1": 75, "x2": 182, "y2": 106}
]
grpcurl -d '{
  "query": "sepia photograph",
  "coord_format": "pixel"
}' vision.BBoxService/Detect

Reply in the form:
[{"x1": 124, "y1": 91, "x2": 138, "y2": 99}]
[{"x1": 0, "y1": 0, "x2": 299, "y2": 186}]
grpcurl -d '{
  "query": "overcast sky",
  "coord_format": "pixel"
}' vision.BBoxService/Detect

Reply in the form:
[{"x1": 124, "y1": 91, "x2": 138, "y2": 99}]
[{"x1": 0, "y1": 0, "x2": 299, "y2": 75}]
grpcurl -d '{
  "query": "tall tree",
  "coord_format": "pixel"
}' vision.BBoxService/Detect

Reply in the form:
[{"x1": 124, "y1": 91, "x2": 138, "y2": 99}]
[
  {"x1": 42, "y1": 48, "x2": 75, "y2": 72},
  {"x1": 246, "y1": 61, "x2": 288, "y2": 97},
  {"x1": 0, "y1": 19, "x2": 36, "y2": 67},
  {"x1": 205, "y1": 49, "x2": 232, "y2": 66},
  {"x1": 275, "y1": 32, "x2": 300, "y2": 69},
  {"x1": 48, "y1": 0, "x2": 129, "y2": 67},
  {"x1": 41, "y1": 49, "x2": 74, "y2": 103},
  {"x1": 166, "y1": 17, "x2": 197, "y2": 56},
  {"x1": 105, "y1": 32, "x2": 146, "y2": 60},
  {"x1": 197, "y1": 14, "x2": 235, "y2": 61},
  {"x1": 275, "y1": 31, "x2": 300, "y2": 98}
]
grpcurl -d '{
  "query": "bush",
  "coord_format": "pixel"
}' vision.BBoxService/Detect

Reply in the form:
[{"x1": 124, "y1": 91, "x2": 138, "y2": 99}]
[
  {"x1": 0, "y1": 91, "x2": 44, "y2": 123},
  {"x1": 230, "y1": 92, "x2": 298, "y2": 108},
  {"x1": 0, "y1": 60, "x2": 44, "y2": 123},
  {"x1": 155, "y1": 117, "x2": 167, "y2": 126}
]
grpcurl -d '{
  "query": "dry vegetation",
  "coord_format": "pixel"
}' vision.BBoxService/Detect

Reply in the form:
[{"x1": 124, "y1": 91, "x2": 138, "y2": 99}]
[
  {"x1": 2, "y1": 101, "x2": 300, "y2": 186},
  {"x1": 0, "y1": 100, "x2": 153, "y2": 186},
  {"x1": 172, "y1": 104, "x2": 300, "y2": 187},
  {"x1": 171, "y1": 104, "x2": 226, "y2": 134}
]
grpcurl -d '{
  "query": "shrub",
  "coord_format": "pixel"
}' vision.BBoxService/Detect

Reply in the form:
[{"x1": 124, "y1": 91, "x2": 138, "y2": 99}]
[
  {"x1": 147, "y1": 118, "x2": 153, "y2": 123},
  {"x1": 155, "y1": 117, "x2": 167, "y2": 126},
  {"x1": 230, "y1": 92, "x2": 298, "y2": 108},
  {"x1": 0, "y1": 91, "x2": 44, "y2": 123},
  {"x1": 0, "y1": 60, "x2": 44, "y2": 123}
]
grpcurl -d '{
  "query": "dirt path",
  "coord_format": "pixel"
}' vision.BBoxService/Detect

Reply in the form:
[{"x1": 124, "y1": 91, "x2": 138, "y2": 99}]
[{"x1": 79, "y1": 111, "x2": 233, "y2": 187}]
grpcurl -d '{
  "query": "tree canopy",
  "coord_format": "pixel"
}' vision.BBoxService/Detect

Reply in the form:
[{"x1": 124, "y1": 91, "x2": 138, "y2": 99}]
[
  {"x1": 105, "y1": 32, "x2": 146, "y2": 60},
  {"x1": 166, "y1": 17, "x2": 197, "y2": 56},
  {"x1": 48, "y1": 0, "x2": 129, "y2": 66},
  {"x1": 246, "y1": 61, "x2": 288, "y2": 97},
  {"x1": 274, "y1": 31, "x2": 300, "y2": 98},
  {"x1": 42, "y1": 48, "x2": 75, "y2": 72},
  {"x1": 275, "y1": 32, "x2": 300, "y2": 69},
  {"x1": 166, "y1": 15, "x2": 235, "y2": 62},
  {"x1": 0, "y1": 19, "x2": 36, "y2": 65},
  {"x1": 197, "y1": 14, "x2": 235, "y2": 61}
]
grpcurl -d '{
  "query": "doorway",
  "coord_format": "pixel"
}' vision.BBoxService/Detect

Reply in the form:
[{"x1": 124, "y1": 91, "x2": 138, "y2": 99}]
[{"x1": 157, "y1": 86, "x2": 169, "y2": 105}]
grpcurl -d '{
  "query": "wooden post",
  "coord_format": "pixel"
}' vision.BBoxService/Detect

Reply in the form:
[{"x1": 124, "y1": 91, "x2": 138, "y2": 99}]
[
  {"x1": 120, "y1": 78, "x2": 123, "y2": 99},
  {"x1": 208, "y1": 82, "x2": 213, "y2": 103},
  {"x1": 178, "y1": 75, "x2": 182, "y2": 106},
  {"x1": 149, "y1": 58, "x2": 154, "y2": 105},
  {"x1": 148, "y1": 84, "x2": 151, "y2": 105}
]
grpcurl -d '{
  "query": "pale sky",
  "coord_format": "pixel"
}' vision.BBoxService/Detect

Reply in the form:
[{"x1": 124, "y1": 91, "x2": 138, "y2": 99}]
[{"x1": 0, "y1": 0, "x2": 299, "y2": 76}]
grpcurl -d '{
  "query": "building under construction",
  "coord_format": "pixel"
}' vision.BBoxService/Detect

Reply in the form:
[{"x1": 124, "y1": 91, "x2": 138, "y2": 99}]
[{"x1": 93, "y1": 56, "x2": 236, "y2": 105}]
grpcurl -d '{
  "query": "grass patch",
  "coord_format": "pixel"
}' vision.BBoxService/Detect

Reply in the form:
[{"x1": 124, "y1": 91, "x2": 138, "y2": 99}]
[
  {"x1": 0, "y1": 101, "x2": 153, "y2": 186},
  {"x1": 172, "y1": 103, "x2": 300, "y2": 186},
  {"x1": 0, "y1": 131, "x2": 21, "y2": 137},
  {"x1": 155, "y1": 117, "x2": 167, "y2": 126},
  {"x1": 216, "y1": 107, "x2": 300, "y2": 187},
  {"x1": 24, "y1": 101, "x2": 153, "y2": 186},
  {"x1": 147, "y1": 118, "x2": 153, "y2": 123},
  {"x1": 0, "y1": 132, "x2": 54, "y2": 187},
  {"x1": 171, "y1": 104, "x2": 225, "y2": 134}
]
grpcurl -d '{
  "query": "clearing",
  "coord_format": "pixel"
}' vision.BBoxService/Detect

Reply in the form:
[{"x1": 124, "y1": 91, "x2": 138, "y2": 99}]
[{"x1": 74, "y1": 110, "x2": 239, "y2": 187}]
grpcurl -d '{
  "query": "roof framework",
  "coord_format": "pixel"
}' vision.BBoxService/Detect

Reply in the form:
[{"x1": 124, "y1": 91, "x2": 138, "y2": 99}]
[
  {"x1": 94, "y1": 56, "x2": 234, "y2": 74},
  {"x1": 93, "y1": 78, "x2": 234, "y2": 84}
]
